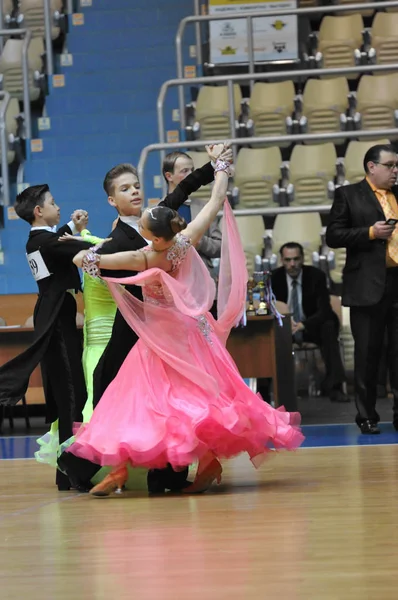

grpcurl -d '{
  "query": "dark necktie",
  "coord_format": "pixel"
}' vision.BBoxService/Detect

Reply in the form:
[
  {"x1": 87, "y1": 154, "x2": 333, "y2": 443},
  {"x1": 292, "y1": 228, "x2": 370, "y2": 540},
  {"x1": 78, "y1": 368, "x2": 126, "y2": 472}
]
[{"x1": 291, "y1": 279, "x2": 303, "y2": 344}]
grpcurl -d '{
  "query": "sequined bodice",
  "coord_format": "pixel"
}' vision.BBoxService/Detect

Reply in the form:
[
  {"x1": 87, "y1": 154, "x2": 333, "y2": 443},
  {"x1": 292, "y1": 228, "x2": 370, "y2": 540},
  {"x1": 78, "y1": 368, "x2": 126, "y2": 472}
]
[{"x1": 143, "y1": 233, "x2": 191, "y2": 306}]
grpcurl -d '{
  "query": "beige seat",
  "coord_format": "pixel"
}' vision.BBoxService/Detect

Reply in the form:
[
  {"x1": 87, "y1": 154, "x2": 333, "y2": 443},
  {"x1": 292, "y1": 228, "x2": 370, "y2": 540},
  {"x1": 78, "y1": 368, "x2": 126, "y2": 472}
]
[
  {"x1": 356, "y1": 75, "x2": 397, "y2": 135},
  {"x1": 302, "y1": 77, "x2": 349, "y2": 143},
  {"x1": 235, "y1": 216, "x2": 265, "y2": 276},
  {"x1": 3, "y1": 0, "x2": 13, "y2": 16},
  {"x1": 289, "y1": 143, "x2": 337, "y2": 206},
  {"x1": 0, "y1": 97, "x2": 20, "y2": 164},
  {"x1": 272, "y1": 212, "x2": 322, "y2": 266},
  {"x1": 0, "y1": 37, "x2": 44, "y2": 101},
  {"x1": 19, "y1": 0, "x2": 63, "y2": 40},
  {"x1": 371, "y1": 72, "x2": 398, "y2": 105},
  {"x1": 344, "y1": 138, "x2": 390, "y2": 183},
  {"x1": 24, "y1": 315, "x2": 34, "y2": 327},
  {"x1": 234, "y1": 147, "x2": 282, "y2": 209},
  {"x1": 341, "y1": 305, "x2": 355, "y2": 371},
  {"x1": 195, "y1": 84, "x2": 242, "y2": 140},
  {"x1": 248, "y1": 81, "x2": 295, "y2": 147},
  {"x1": 372, "y1": 12, "x2": 398, "y2": 65},
  {"x1": 328, "y1": 247, "x2": 347, "y2": 285},
  {"x1": 318, "y1": 14, "x2": 364, "y2": 79}
]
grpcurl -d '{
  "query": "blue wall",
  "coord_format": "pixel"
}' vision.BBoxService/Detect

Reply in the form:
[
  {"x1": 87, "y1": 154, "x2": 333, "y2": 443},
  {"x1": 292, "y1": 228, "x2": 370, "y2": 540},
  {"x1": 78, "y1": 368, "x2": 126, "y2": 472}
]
[{"x1": 0, "y1": 0, "x2": 196, "y2": 294}]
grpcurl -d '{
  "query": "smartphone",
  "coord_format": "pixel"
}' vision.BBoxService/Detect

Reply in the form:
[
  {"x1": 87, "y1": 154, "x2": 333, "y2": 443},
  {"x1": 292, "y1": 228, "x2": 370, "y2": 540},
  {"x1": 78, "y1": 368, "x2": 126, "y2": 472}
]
[{"x1": 386, "y1": 218, "x2": 398, "y2": 226}]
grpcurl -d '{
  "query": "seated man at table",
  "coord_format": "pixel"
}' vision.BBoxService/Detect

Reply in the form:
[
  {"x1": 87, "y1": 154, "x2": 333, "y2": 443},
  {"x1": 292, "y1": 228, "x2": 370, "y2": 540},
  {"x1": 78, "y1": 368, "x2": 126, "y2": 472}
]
[{"x1": 270, "y1": 242, "x2": 349, "y2": 403}]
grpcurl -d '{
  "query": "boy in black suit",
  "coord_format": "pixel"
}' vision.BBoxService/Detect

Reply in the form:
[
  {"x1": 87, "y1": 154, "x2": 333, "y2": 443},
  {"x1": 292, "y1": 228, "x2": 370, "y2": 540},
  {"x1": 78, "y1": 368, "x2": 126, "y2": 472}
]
[
  {"x1": 271, "y1": 242, "x2": 349, "y2": 403},
  {"x1": 0, "y1": 185, "x2": 92, "y2": 490}
]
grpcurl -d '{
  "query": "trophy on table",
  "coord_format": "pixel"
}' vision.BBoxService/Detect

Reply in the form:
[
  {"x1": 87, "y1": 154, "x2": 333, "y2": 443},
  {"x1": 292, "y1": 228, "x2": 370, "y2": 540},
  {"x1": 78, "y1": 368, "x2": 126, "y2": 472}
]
[
  {"x1": 245, "y1": 256, "x2": 271, "y2": 317},
  {"x1": 254, "y1": 273, "x2": 269, "y2": 315},
  {"x1": 246, "y1": 277, "x2": 257, "y2": 316}
]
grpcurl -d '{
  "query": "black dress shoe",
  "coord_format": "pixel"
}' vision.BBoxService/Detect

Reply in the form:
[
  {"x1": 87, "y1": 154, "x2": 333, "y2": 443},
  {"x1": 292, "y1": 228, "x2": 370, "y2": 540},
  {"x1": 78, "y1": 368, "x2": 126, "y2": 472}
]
[
  {"x1": 57, "y1": 456, "x2": 93, "y2": 493},
  {"x1": 360, "y1": 420, "x2": 381, "y2": 434},
  {"x1": 377, "y1": 385, "x2": 387, "y2": 399},
  {"x1": 329, "y1": 389, "x2": 350, "y2": 403},
  {"x1": 56, "y1": 470, "x2": 71, "y2": 491},
  {"x1": 147, "y1": 467, "x2": 191, "y2": 495}
]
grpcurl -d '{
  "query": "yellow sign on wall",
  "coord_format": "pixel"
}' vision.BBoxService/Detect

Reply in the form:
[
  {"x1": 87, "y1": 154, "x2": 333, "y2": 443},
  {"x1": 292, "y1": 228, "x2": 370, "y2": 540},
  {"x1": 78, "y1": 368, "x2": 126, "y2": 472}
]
[
  {"x1": 208, "y1": 0, "x2": 298, "y2": 64},
  {"x1": 72, "y1": 13, "x2": 85, "y2": 26},
  {"x1": 53, "y1": 74, "x2": 65, "y2": 88},
  {"x1": 210, "y1": 0, "x2": 271, "y2": 4},
  {"x1": 7, "y1": 207, "x2": 19, "y2": 220},
  {"x1": 184, "y1": 65, "x2": 197, "y2": 79},
  {"x1": 167, "y1": 130, "x2": 180, "y2": 144},
  {"x1": 31, "y1": 139, "x2": 43, "y2": 153}
]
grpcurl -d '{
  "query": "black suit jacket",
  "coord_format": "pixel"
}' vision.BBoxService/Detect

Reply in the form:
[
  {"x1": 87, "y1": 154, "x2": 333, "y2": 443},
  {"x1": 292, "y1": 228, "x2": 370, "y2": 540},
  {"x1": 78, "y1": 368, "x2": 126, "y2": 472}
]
[
  {"x1": 271, "y1": 265, "x2": 336, "y2": 335},
  {"x1": 326, "y1": 179, "x2": 398, "y2": 306},
  {"x1": 0, "y1": 224, "x2": 91, "y2": 408},
  {"x1": 27, "y1": 223, "x2": 91, "y2": 295},
  {"x1": 92, "y1": 161, "x2": 215, "y2": 403}
]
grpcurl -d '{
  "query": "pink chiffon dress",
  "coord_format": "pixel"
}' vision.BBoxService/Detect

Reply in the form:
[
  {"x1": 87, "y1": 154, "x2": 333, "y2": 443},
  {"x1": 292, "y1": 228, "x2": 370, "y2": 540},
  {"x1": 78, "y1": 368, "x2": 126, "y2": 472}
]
[{"x1": 67, "y1": 201, "x2": 304, "y2": 470}]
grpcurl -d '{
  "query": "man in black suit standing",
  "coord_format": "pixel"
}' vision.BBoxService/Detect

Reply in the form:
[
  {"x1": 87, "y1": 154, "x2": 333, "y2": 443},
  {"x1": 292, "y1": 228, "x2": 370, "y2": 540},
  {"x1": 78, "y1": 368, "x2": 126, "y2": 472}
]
[
  {"x1": 271, "y1": 242, "x2": 348, "y2": 404},
  {"x1": 326, "y1": 143, "x2": 398, "y2": 434}
]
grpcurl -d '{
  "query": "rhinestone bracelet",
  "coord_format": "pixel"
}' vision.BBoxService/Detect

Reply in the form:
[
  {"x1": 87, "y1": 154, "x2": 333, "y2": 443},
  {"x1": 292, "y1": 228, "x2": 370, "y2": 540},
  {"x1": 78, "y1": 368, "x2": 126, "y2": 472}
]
[
  {"x1": 82, "y1": 249, "x2": 101, "y2": 278},
  {"x1": 214, "y1": 158, "x2": 232, "y2": 177}
]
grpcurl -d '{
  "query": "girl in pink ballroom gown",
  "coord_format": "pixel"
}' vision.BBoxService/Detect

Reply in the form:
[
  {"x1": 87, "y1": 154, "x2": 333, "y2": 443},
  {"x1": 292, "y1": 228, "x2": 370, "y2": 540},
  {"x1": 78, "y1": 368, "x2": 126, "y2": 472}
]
[{"x1": 67, "y1": 151, "x2": 304, "y2": 496}]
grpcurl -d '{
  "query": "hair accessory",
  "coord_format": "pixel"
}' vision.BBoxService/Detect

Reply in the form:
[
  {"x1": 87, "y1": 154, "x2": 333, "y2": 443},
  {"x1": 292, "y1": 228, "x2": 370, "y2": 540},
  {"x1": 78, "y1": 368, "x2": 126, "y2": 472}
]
[
  {"x1": 82, "y1": 249, "x2": 101, "y2": 277},
  {"x1": 147, "y1": 207, "x2": 158, "y2": 220}
]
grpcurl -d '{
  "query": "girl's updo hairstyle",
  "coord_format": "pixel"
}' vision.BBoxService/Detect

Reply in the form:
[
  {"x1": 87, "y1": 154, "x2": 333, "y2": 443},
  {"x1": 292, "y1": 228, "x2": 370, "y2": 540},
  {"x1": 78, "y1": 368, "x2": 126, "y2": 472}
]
[{"x1": 146, "y1": 206, "x2": 186, "y2": 241}]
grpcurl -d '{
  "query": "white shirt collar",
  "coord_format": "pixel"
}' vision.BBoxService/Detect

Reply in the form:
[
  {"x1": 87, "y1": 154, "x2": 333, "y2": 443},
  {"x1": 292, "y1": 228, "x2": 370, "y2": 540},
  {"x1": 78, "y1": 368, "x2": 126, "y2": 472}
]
[
  {"x1": 30, "y1": 220, "x2": 77, "y2": 235},
  {"x1": 119, "y1": 215, "x2": 140, "y2": 229},
  {"x1": 119, "y1": 215, "x2": 152, "y2": 244},
  {"x1": 31, "y1": 225, "x2": 57, "y2": 232}
]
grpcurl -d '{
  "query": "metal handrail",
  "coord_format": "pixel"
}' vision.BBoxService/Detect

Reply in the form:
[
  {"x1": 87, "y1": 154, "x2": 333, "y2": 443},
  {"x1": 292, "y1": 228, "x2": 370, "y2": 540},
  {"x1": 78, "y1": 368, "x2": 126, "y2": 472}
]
[
  {"x1": 0, "y1": 29, "x2": 32, "y2": 140},
  {"x1": 0, "y1": 0, "x2": 4, "y2": 54},
  {"x1": 157, "y1": 61, "x2": 398, "y2": 175},
  {"x1": 176, "y1": 0, "x2": 398, "y2": 132},
  {"x1": 0, "y1": 91, "x2": 11, "y2": 206},
  {"x1": 160, "y1": 62, "x2": 398, "y2": 145},
  {"x1": 138, "y1": 127, "x2": 398, "y2": 204},
  {"x1": 43, "y1": 0, "x2": 54, "y2": 77},
  {"x1": 193, "y1": 0, "x2": 202, "y2": 69}
]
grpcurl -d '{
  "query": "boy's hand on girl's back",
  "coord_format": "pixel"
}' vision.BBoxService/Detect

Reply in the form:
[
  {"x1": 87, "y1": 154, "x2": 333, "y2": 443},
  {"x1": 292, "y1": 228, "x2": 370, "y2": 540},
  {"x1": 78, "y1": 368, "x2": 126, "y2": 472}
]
[{"x1": 71, "y1": 209, "x2": 89, "y2": 233}]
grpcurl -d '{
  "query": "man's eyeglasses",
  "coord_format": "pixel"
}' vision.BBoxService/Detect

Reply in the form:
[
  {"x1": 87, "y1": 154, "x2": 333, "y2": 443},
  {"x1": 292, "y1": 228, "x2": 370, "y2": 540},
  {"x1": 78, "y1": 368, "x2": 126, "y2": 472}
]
[{"x1": 374, "y1": 161, "x2": 398, "y2": 170}]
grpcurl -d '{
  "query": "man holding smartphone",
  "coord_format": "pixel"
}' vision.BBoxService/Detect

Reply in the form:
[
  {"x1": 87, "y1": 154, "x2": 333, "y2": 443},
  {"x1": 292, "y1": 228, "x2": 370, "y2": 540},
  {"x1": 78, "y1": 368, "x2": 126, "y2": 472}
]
[{"x1": 326, "y1": 144, "x2": 398, "y2": 434}]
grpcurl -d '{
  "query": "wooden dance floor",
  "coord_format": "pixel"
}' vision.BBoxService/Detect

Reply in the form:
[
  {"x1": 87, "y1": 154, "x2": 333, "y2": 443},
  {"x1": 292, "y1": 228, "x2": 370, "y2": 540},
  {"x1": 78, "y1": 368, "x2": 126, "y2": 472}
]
[{"x1": 1, "y1": 436, "x2": 398, "y2": 599}]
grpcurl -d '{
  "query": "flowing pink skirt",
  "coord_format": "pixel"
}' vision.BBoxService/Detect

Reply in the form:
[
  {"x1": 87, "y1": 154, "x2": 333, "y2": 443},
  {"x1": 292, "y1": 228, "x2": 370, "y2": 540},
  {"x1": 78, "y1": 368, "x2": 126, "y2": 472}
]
[{"x1": 68, "y1": 315, "x2": 304, "y2": 469}]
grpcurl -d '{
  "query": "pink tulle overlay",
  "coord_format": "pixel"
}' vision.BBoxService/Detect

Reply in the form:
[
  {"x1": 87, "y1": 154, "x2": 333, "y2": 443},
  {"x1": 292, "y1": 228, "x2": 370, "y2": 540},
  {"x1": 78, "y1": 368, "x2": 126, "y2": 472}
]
[{"x1": 67, "y1": 202, "x2": 304, "y2": 469}]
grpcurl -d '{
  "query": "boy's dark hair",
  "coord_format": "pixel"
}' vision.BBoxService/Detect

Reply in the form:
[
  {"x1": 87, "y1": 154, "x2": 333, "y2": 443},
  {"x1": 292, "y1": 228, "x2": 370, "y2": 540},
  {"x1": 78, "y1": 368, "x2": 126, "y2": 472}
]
[
  {"x1": 363, "y1": 144, "x2": 396, "y2": 173},
  {"x1": 14, "y1": 184, "x2": 50, "y2": 224},
  {"x1": 279, "y1": 242, "x2": 304, "y2": 257},
  {"x1": 162, "y1": 151, "x2": 192, "y2": 183},
  {"x1": 103, "y1": 163, "x2": 138, "y2": 196},
  {"x1": 146, "y1": 206, "x2": 186, "y2": 241}
]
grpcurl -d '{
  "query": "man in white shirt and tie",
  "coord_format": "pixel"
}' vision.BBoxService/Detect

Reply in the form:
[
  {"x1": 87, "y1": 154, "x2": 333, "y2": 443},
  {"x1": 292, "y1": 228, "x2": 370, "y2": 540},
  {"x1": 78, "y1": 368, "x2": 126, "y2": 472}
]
[{"x1": 271, "y1": 242, "x2": 349, "y2": 403}]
